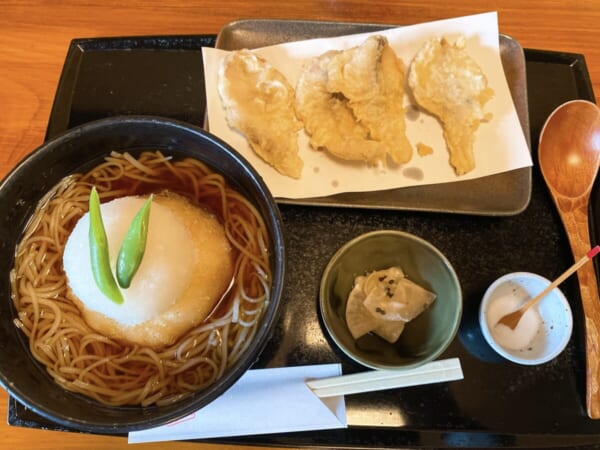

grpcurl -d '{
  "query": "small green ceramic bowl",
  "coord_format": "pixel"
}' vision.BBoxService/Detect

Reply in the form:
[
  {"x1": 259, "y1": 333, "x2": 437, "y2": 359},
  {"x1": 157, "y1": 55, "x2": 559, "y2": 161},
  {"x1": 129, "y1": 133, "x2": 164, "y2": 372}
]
[{"x1": 320, "y1": 230, "x2": 462, "y2": 370}]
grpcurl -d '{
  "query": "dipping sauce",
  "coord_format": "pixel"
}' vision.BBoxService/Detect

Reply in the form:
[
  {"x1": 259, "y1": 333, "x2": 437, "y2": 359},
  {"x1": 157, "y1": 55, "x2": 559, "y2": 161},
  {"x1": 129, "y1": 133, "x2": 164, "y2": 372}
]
[{"x1": 485, "y1": 294, "x2": 542, "y2": 350}]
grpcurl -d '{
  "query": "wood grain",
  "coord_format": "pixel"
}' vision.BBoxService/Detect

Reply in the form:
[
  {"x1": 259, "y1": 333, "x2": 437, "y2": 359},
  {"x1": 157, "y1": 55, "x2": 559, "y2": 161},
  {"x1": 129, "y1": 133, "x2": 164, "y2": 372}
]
[
  {"x1": 555, "y1": 197, "x2": 600, "y2": 419},
  {"x1": 2, "y1": 1, "x2": 600, "y2": 448},
  {"x1": 539, "y1": 100, "x2": 600, "y2": 419}
]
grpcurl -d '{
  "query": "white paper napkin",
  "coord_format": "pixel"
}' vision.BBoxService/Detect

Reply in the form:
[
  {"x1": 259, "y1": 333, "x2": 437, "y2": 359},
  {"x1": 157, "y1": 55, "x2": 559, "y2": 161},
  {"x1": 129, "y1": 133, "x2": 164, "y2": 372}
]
[
  {"x1": 202, "y1": 11, "x2": 532, "y2": 199},
  {"x1": 128, "y1": 364, "x2": 346, "y2": 444}
]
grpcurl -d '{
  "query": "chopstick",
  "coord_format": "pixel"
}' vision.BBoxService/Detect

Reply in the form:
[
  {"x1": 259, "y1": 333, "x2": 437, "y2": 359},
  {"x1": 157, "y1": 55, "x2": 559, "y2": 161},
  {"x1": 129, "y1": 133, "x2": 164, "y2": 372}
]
[{"x1": 306, "y1": 358, "x2": 463, "y2": 398}]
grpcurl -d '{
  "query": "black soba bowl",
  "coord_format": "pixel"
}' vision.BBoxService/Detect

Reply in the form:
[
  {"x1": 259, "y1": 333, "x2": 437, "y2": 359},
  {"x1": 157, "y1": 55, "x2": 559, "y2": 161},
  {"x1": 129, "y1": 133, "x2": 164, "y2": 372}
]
[{"x1": 0, "y1": 116, "x2": 285, "y2": 433}]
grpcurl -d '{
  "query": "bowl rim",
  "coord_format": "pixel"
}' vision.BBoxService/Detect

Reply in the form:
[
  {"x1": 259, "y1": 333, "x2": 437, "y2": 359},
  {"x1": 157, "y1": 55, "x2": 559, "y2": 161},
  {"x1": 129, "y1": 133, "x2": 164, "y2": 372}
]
[
  {"x1": 478, "y1": 271, "x2": 573, "y2": 365},
  {"x1": 0, "y1": 115, "x2": 286, "y2": 432},
  {"x1": 319, "y1": 229, "x2": 463, "y2": 371}
]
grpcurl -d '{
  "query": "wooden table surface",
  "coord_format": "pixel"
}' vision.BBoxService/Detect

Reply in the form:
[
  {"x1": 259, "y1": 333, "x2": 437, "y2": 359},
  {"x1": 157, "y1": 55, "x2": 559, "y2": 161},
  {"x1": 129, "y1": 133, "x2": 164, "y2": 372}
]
[{"x1": 1, "y1": 1, "x2": 600, "y2": 449}]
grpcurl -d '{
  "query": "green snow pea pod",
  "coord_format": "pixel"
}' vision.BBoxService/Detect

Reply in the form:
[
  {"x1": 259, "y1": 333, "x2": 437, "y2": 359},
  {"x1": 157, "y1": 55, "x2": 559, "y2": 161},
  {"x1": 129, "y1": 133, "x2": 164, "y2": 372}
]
[
  {"x1": 116, "y1": 195, "x2": 152, "y2": 289},
  {"x1": 88, "y1": 187, "x2": 124, "y2": 305}
]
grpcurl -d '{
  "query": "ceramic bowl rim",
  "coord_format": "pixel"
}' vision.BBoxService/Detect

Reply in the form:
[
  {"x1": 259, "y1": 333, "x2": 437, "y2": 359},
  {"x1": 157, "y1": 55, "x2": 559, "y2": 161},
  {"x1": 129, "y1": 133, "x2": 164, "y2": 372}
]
[
  {"x1": 479, "y1": 271, "x2": 573, "y2": 365},
  {"x1": 0, "y1": 115, "x2": 286, "y2": 433},
  {"x1": 319, "y1": 229, "x2": 463, "y2": 371}
]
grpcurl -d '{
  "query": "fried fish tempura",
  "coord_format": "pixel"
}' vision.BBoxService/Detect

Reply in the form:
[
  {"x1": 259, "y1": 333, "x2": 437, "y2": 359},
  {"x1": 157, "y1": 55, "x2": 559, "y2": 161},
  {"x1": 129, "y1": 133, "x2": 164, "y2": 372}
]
[
  {"x1": 296, "y1": 51, "x2": 385, "y2": 163},
  {"x1": 408, "y1": 37, "x2": 494, "y2": 175},
  {"x1": 327, "y1": 35, "x2": 413, "y2": 164},
  {"x1": 218, "y1": 49, "x2": 303, "y2": 178}
]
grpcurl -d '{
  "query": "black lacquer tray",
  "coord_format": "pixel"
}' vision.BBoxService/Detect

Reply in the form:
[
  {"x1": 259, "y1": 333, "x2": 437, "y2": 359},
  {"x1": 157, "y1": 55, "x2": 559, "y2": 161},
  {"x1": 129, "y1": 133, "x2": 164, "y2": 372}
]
[{"x1": 8, "y1": 33, "x2": 600, "y2": 448}]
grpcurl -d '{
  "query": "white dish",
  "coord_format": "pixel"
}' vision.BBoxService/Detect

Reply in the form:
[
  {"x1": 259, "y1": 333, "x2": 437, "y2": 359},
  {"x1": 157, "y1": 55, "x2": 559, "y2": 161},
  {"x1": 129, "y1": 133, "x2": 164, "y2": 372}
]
[
  {"x1": 211, "y1": 16, "x2": 532, "y2": 215},
  {"x1": 479, "y1": 272, "x2": 573, "y2": 365}
]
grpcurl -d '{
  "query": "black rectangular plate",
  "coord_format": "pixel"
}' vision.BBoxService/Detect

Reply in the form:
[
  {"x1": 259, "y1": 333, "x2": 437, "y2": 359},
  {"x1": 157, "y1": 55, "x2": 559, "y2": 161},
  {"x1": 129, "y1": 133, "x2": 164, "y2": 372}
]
[{"x1": 9, "y1": 34, "x2": 600, "y2": 448}]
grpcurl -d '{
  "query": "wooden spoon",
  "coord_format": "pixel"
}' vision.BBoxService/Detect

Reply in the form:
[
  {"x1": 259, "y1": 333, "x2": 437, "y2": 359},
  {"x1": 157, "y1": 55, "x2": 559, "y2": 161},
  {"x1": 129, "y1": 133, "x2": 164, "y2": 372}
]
[{"x1": 538, "y1": 99, "x2": 600, "y2": 419}]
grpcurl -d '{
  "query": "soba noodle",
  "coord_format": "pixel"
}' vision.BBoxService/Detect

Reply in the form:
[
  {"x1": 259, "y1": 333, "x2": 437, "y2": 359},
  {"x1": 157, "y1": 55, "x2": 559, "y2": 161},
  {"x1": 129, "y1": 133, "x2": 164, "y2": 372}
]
[{"x1": 10, "y1": 151, "x2": 271, "y2": 406}]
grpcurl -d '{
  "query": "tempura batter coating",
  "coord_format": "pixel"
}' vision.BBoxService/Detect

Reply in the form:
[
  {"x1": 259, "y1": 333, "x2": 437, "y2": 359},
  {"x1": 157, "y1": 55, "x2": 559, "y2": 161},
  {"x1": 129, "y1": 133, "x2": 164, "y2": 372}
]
[
  {"x1": 296, "y1": 51, "x2": 385, "y2": 163},
  {"x1": 218, "y1": 49, "x2": 303, "y2": 178},
  {"x1": 327, "y1": 35, "x2": 413, "y2": 164},
  {"x1": 408, "y1": 36, "x2": 494, "y2": 175}
]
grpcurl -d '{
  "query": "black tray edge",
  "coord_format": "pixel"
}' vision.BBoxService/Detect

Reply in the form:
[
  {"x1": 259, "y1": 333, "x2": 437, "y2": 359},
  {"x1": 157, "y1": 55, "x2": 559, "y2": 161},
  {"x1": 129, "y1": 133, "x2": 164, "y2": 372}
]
[
  {"x1": 7, "y1": 33, "x2": 599, "y2": 448},
  {"x1": 45, "y1": 34, "x2": 218, "y2": 141}
]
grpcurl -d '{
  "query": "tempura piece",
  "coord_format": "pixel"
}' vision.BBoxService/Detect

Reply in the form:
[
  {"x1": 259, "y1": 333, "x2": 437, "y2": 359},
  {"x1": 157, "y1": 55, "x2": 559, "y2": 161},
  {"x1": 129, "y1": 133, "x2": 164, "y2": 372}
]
[
  {"x1": 408, "y1": 36, "x2": 494, "y2": 175},
  {"x1": 417, "y1": 142, "x2": 434, "y2": 156},
  {"x1": 326, "y1": 35, "x2": 413, "y2": 164},
  {"x1": 296, "y1": 51, "x2": 385, "y2": 164},
  {"x1": 218, "y1": 49, "x2": 303, "y2": 178}
]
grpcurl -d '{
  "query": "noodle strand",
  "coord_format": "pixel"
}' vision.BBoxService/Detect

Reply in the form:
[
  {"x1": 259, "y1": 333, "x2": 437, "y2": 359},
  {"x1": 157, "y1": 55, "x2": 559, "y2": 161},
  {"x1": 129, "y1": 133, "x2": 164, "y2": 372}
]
[{"x1": 11, "y1": 151, "x2": 271, "y2": 406}]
